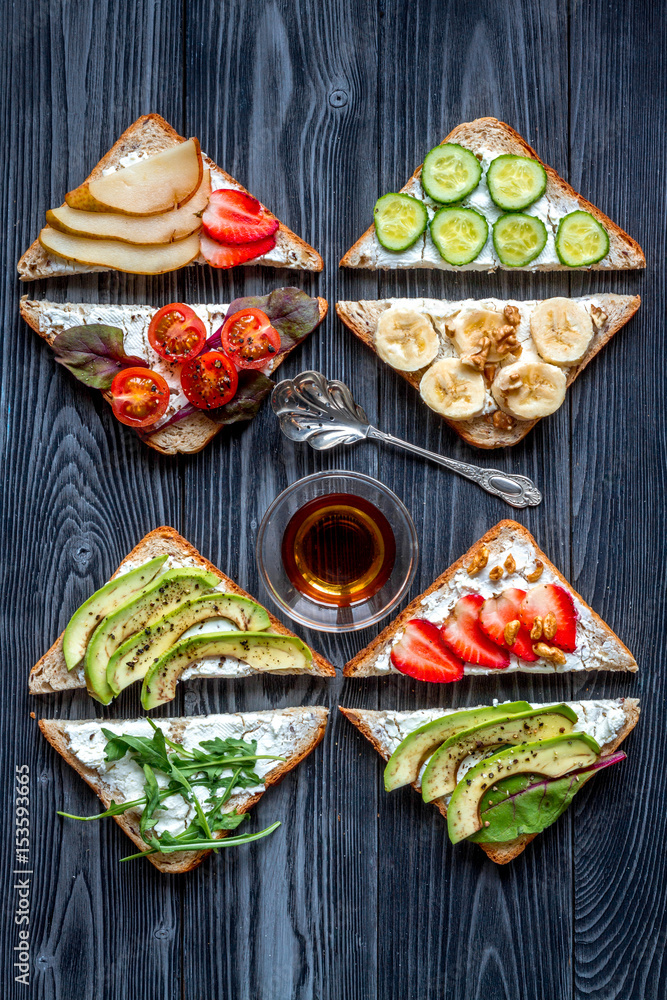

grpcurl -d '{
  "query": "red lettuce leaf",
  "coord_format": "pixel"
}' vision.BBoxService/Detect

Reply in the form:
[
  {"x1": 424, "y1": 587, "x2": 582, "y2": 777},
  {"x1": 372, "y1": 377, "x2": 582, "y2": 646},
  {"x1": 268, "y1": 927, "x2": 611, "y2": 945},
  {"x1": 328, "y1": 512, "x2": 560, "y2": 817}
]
[
  {"x1": 206, "y1": 287, "x2": 321, "y2": 352},
  {"x1": 52, "y1": 324, "x2": 148, "y2": 390},
  {"x1": 157, "y1": 370, "x2": 274, "y2": 431}
]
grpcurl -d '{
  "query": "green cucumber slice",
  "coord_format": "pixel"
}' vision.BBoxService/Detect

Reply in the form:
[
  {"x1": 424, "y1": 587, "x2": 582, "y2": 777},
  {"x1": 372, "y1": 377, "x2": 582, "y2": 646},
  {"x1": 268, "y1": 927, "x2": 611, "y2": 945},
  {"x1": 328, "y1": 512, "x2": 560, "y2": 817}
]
[
  {"x1": 555, "y1": 211, "x2": 610, "y2": 266},
  {"x1": 374, "y1": 193, "x2": 427, "y2": 252},
  {"x1": 430, "y1": 207, "x2": 488, "y2": 265},
  {"x1": 421, "y1": 143, "x2": 482, "y2": 204},
  {"x1": 486, "y1": 155, "x2": 547, "y2": 210},
  {"x1": 493, "y1": 213, "x2": 547, "y2": 267}
]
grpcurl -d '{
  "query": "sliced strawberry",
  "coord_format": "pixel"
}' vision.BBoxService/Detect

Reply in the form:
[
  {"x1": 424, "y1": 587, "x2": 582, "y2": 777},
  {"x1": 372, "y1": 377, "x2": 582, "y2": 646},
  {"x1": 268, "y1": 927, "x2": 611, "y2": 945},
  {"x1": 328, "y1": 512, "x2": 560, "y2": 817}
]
[
  {"x1": 202, "y1": 190, "x2": 280, "y2": 244},
  {"x1": 441, "y1": 594, "x2": 510, "y2": 670},
  {"x1": 520, "y1": 584, "x2": 577, "y2": 653},
  {"x1": 390, "y1": 619, "x2": 464, "y2": 683},
  {"x1": 478, "y1": 588, "x2": 538, "y2": 662},
  {"x1": 200, "y1": 231, "x2": 277, "y2": 270}
]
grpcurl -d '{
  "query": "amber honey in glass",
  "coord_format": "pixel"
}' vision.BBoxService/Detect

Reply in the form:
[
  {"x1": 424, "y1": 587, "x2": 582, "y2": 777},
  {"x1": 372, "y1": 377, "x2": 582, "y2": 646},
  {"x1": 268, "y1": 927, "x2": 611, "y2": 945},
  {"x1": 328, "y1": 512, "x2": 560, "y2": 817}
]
[{"x1": 281, "y1": 492, "x2": 396, "y2": 606}]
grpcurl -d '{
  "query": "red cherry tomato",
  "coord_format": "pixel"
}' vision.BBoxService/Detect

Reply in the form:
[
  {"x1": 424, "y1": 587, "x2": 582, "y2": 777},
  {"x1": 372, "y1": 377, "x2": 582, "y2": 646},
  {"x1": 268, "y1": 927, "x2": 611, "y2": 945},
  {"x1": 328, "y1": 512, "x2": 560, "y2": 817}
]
[
  {"x1": 181, "y1": 351, "x2": 239, "y2": 410},
  {"x1": 148, "y1": 303, "x2": 206, "y2": 363},
  {"x1": 221, "y1": 308, "x2": 282, "y2": 369},
  {"x1": 110, "y1": 368, "x2": 170, "y2": 428}
]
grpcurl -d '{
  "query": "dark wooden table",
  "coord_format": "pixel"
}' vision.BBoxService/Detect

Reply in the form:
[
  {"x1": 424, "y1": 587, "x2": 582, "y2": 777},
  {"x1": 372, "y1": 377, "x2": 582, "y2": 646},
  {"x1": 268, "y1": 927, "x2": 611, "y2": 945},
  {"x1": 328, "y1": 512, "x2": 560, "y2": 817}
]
[{"x1": 1, "y1": 1, "x2": 664, "y2": 997}]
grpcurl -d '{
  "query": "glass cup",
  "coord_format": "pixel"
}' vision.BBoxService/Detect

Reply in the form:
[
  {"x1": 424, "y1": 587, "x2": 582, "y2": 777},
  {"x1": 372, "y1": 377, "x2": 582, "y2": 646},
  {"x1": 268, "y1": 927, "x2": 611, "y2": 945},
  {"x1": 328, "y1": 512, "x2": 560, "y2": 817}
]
[{"x1": 256, "y1": 470, "x2": 418, "y2": 632}]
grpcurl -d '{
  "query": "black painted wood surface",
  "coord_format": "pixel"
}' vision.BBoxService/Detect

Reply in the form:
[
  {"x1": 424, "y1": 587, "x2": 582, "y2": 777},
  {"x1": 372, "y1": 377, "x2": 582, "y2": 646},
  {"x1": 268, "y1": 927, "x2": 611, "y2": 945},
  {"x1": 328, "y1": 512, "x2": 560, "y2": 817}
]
[{"x1": 0, "y1": 1, "x2": 663, "y2": 998}]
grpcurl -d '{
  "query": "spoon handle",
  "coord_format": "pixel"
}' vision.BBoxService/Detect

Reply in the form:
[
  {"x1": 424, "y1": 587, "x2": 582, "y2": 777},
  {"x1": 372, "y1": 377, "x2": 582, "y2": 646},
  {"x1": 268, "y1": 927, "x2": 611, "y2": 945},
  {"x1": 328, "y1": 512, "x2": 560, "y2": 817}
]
[{"x1": 367, "y1": 427, "x2": 542, "y2": 508}]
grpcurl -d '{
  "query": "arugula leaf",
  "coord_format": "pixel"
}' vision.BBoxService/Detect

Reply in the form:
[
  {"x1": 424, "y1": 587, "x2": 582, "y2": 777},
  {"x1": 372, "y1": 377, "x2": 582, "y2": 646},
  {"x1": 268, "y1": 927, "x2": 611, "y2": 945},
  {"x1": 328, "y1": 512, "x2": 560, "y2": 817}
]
[
  {"x1": 51, "y1": 325, "x2": 148, "y2": 390},
  {"x1": 468, "y1": 751, "x2": 626, "y2": 843}
]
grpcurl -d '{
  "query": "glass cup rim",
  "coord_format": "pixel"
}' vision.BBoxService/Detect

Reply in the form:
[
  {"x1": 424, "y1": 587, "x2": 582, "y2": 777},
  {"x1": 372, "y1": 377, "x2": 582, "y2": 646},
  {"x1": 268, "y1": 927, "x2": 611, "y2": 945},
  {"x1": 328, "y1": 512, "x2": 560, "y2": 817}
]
[{"x1": 255, "y1": 469, "x2": 419, "y2": 632}]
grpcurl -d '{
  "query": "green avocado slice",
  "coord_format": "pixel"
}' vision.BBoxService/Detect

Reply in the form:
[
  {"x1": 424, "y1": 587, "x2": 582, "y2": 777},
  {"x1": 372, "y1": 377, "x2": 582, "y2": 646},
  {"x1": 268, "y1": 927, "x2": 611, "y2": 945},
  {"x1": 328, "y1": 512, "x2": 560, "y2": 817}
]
[
  {"x1": 106, "y1": 592, "x2": 271, "y2": 695},
  {"x1": 62, "y1": 556, "x2": 168, "y2": 671},
  {"x1": 383, "y1": 702, "x2": 533, "y2": 792},
  {"x1": 421, "y1": 705, "x2": 578, "y2": 802},
  {"x1": 141, "y1": 632, "x2": 313, "y2": 710},
  {"x1": 84, "y1": 567, "x2": 220, "y2": 704},
  {"x1": 446, "y1": 733, "x2": 601, "y2": 844}
]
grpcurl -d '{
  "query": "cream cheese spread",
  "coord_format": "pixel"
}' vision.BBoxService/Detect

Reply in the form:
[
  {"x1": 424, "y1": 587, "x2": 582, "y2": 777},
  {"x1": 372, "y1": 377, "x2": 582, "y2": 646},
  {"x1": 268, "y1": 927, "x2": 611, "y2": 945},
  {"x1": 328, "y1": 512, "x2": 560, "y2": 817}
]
[
  {"x1": 61, "y1": 710, "x2": 319, "y2": 837},
  {"x1": 372, "y1": 294, "x2": 607, "y2": 418},
  {"x1": 36, "y1": 301, "x2": 280, "y2": 429}
]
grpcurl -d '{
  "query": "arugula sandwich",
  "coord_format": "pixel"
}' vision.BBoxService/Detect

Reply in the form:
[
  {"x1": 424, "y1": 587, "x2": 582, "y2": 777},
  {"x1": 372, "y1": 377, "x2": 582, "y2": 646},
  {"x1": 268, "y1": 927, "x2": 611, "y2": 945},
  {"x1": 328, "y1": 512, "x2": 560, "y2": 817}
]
[{"x1": 39, "y1": 707, "x2": 328, "y2": 872}]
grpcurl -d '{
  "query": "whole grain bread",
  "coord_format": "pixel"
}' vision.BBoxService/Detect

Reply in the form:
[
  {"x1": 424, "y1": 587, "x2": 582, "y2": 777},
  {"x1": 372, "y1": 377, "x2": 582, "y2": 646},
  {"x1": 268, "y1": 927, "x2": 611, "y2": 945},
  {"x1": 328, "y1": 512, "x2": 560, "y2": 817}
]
[
  {"x1": 39, "y1": 705, "x2": 328, "y2": 873},
  {"x1": 340, "y1": 697, "x2": 640, "y2": 864},
  {"x1": 344, "y1": 520, "x2": 638, "y2": 677},
  {"x1": 340, "y1": 117, "x2": 645, "y2": 271},
  {"x1": 18, "y1": 113, "x2": 323, "y2": 280},
  {"x1": 335, "y1": 293, "x2": 640, "y2": 449},
  {"x1": 19, "y1": 295, "x2": 328, "y2": 456},
  {"x1": 30, "y1": 526, "x2": 336, "y2": 696}
]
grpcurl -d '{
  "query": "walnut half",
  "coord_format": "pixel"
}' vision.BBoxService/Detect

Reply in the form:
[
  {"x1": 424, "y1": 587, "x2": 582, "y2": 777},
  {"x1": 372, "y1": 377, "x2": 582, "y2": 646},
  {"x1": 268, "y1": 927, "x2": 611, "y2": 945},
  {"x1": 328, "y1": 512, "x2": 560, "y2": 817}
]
[
  {"x1": 533, "y1": 642, "x2": 567, "y2": 666},
  {"x1": 466, "y1": 546, "x2": 489, "y2": 577}
]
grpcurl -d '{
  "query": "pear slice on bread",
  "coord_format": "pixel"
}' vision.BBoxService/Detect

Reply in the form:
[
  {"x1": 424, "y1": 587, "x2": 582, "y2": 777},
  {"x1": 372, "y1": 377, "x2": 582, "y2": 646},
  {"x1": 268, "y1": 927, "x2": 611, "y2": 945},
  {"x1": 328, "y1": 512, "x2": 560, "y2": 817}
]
[
  {"x1": 340, "y1": 117, "x2": 645, "y2": 271},
  {"x1": 340, "y1": 697, "x2": 639, "y2": 864},
  {"x1": 39, "y1": 706, "x2": 328, "y2": 873},
  {"x1": 29, "y1": 526, "x2": 335, "y2": 698},
  {"x1": 344, "y1": 520, "x2": 638, "y2": 678}
]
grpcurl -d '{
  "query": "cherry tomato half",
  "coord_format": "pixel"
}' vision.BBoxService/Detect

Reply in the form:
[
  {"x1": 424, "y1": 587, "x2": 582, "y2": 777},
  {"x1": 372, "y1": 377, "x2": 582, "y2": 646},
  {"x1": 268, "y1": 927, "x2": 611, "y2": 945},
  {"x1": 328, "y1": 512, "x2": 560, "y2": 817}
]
[
  {"x1": 181, "y1": 351, "x2": 239, "y2": 410},
  {"x1": 110, "y1": 367, "x2": 170, "y2": 428},
  {"x1": 221, "y1": 308, "x2": 282, "y2": 370},
  {"x1": 148, "y1": 303, "x2": 206, "y2": 363}
]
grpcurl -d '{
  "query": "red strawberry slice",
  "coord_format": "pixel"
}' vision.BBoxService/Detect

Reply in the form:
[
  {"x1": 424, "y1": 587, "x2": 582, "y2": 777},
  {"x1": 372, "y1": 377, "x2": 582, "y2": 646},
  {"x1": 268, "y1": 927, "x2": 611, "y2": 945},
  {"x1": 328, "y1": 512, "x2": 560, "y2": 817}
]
[
  {"x1": 520, "y1": 584, "x2": 577, "y2": 653},
  {"x1": 202, "y1": 189, "x2": 280, "y2": 245},
  {"x1": 390, "y1": 619, "x2": 464, "y2": 683},
  {"x1": 441, "y1": 594, "x2": 510, "y2": 670},
  {"x1": 200, "y1": 231, "x2": 277, "y2": 269},
  {"x1": 478, "y1": 588, "x2": 538, "y2": 662}
]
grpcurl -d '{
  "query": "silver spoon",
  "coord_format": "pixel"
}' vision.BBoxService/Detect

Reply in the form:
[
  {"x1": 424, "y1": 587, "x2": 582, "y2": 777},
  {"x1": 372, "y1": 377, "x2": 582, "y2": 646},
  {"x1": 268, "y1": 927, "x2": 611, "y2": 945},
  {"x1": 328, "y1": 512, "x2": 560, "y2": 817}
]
[{"x1": 271, "y1": 371, "x2": 542, "y2": 509}]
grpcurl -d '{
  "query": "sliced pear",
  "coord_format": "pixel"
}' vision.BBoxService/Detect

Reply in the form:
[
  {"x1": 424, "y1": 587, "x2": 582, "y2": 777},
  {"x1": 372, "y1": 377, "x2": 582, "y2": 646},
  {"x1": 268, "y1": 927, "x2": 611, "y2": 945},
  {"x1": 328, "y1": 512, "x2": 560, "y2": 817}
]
[
  {"x1": 65, "y1": 138, "x2": 203, "y2": 216},
  {"x1": 142, "y1": 632, "x2": 313, "y2": 709},
  {"x1": 47, "y1": 170, "x2": 210, "y2": 245},
  {"x1": 39, "y1": 227, "x2": 201, "y2": 275}
]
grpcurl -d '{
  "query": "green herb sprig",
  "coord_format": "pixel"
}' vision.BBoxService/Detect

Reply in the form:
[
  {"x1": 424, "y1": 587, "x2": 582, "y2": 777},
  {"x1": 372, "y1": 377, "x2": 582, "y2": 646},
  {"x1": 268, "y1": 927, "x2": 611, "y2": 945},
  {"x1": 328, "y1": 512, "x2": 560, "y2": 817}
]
[{"x1": 58, "y1": 719, "x2": 284, "y2": 861}]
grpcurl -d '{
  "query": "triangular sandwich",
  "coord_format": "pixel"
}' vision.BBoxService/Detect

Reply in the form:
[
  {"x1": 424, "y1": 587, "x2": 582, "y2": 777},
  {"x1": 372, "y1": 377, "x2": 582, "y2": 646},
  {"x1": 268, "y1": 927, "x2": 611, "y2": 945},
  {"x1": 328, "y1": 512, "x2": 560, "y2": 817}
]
[
  {"x1": 18, "y1": 113, "x2": 323, "y2": 280},
  {"x1": 40, "y1": 706, "x2": 327, "y2": 872},
  {"x1": 340, "y1": 698, "x2": 639, "y2": 863},
  {"x1": 336, "y1": 293, "x2": 640, "y2": 448},
  {"x1": 340, "y1": 117, "x2": 644, "y2": 271},
  {"x1": 19, "y1": 292, "x2": 327, "y2": 456},
  {"x1": 344, "y1": 520, "x2": 637, "y2": 679},
  {"x1": 30, "y1": 526, "x2": 335, "y2": 705}
]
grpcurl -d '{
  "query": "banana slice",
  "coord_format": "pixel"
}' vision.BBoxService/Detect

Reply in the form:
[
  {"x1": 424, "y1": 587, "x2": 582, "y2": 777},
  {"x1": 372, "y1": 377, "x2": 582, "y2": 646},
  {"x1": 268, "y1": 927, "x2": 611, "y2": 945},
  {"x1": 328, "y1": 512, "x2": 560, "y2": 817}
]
[
  {"x1": 420, "y1": 358, "x2": 486, "y2": 419},
  {"x1": 375, "y1": 307, "x2": 440, "y2": 372},
  {"x1": 492, "y1": 361, "x2": 566, "y2": 419},
  {"x1": 529, "y1": 297, "x2": 593, "y2": 366},
  {"x1": 447, "y1": 307, "x2": 506, "y2": 363}
]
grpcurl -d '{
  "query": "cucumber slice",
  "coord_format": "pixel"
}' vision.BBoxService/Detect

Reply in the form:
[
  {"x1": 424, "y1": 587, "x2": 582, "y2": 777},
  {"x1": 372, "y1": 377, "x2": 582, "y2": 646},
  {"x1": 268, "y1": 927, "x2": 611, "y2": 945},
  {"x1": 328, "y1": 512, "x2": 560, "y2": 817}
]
[
  {"x1": 374, "y1": 193, "x2": 427, "y2": 252},
  {"x1": 430, "y1": 207, "x2": 488, "y2": 266},
  {"x1": 486, "y1": 155, "x2": 547, "y2": 210},
  {"x1": 421, "y1": 143, "x2": 482, "y2": 204},
  {"x1": 493, "y1": 213, "x2": 547, "y2": 267},
  {"x1": 555, "y1": 211, "x2": 610, "y2": 266}
]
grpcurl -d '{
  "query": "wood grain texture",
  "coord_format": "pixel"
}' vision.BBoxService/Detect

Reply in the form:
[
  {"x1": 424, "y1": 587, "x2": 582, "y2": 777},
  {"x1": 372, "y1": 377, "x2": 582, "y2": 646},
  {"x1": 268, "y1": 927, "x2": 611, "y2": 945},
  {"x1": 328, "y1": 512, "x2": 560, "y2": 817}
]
[{"x1": 0, "y1": 0, "x2": 662, "y2": 998}]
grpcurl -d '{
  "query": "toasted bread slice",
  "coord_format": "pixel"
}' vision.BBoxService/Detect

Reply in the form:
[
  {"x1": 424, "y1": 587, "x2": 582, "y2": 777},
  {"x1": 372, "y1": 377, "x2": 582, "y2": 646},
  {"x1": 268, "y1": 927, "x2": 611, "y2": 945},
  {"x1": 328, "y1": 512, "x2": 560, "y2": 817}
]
[
  {"x1": 341, "y1": 697, "x2": 639, "y2": 863},
  {"x1": 18, "y1": 113, "x2": 323, "y2": 280},
  {"x1": 19, "y1": 295, "x2": 328, "y2": 456},
  {"x1": 336, "y1": 293, "x2": 640, "y2": 449},
  {"x1": 39, "y1": 706, "x2": 328, "y2": 873},
  {"x1": 340, "y1": 117, "x2": 645, "y2": 271},
  {"x1": 344, "y1": 520, "x2": 637, "y2": 678},
  {"x1": 30, "y1": 526, "x2": 335, "y2": 697}
]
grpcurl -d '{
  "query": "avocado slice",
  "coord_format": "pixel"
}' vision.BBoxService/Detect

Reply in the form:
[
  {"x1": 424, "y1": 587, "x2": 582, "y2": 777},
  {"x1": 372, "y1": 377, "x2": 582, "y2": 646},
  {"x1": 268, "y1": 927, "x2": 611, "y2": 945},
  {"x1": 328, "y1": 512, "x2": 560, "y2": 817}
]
[
  {"x1": 421, "y1": 705, "x2": 578, "y2": 802},
  {"x1": 141, "y1": 632, "x2": 313, "y2": 710},
  {"x1": 62, "y1": 556, "x2": 168, "y2": 671},
  {"x1": 106, "y1": 592, "x2": 271, "y2": 695},
  {"x1": 84, "y1": 567, "x2": 220, "y2": 704},
  {"x1": 383, "y1": 702, "x2": 532, "y2": 792},
  {"x1": 446, "y1": 733, "x2": 601, "y2": 843}
]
